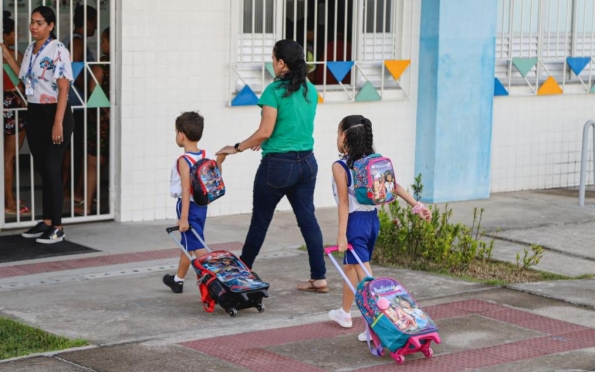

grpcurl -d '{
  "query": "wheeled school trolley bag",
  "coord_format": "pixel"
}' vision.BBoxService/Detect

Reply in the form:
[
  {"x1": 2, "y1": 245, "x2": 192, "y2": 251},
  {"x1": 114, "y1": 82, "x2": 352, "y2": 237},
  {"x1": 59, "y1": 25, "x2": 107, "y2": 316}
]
[
  {"x1": 166, "y1": 226, "x2": 269, "y2": 317},
  {"x1": 325, "y1": 245, "x2": 441, "y2": 365}
]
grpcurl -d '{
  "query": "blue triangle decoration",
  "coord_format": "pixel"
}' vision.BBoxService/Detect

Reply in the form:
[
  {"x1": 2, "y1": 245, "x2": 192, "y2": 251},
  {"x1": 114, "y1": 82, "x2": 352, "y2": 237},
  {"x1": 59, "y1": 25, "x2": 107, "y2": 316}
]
[
  {"x1": 71, "y1": 62, "x2": 85, "y2": 81},
  {"x1": 567, "y1": 57, "x2": 591, "y2": 76},
  {"x1": 231, "y1": 85, "x2": 259, "y2": 106},
  {"x1": 494, "y1": 77, "x2": 509, "y2": 96},
  {"x1": 327, "y1": 61, "x2": 354, "y2": 83}
]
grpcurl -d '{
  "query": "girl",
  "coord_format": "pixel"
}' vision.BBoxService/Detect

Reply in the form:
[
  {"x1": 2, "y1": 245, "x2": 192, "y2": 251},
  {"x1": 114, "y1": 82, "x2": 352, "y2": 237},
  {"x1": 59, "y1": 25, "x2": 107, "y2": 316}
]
[
  {"x1": 19, "y1": 6, "x2": 74, "y2": 244},
  {"x1": 328, "y1": 115, "x2": 432, "y2": 341}
]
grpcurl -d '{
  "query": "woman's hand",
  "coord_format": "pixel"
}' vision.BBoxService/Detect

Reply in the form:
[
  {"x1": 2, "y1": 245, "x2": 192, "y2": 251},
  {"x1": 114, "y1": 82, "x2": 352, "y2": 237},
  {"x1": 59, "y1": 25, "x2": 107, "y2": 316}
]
[
  {"x1": 0, "y1": 42, "x2": 10, "y2": 56},
  {"x1": 52, "y1": 122, "x2": 64, "y2": 145},
  {"x1": 216, "y1": 145, "x2": 238, "y2": 156}
]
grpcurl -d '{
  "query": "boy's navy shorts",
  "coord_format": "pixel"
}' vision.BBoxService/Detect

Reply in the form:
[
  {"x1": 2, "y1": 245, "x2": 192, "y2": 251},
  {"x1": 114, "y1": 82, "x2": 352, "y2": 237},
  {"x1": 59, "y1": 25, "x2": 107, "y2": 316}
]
[
  {"x1": 176, "y1": 199, "x2": 207, "y2": 252},
  {"x1": 344, "y1": 209, "x2": 380, "y2": 265}
]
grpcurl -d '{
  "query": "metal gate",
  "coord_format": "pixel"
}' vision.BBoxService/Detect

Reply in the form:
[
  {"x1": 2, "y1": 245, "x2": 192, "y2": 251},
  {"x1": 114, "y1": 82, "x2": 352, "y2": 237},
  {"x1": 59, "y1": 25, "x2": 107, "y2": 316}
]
[{"x1": 1, "y1": 0, "x2": 115, "y2": 229}]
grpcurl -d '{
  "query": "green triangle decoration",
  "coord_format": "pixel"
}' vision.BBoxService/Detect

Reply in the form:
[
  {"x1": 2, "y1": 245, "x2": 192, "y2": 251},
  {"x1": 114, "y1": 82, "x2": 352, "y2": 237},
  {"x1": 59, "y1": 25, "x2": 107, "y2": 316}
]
[
  {"x1": 4, "y1": 64, "x2": 20, "y2": 86},
  {"x1": 590, "y1": 84, "x2": 595, "y2": 93},
  {"x1": 264, "y1": 62, "x2": 275, "y2": 78},
  {"x1": 512, "y1": 58, "x2": 538, "y2": 78},
  {"x1": 87, "y1": 86, "x2": 110, "y2": 108},
  {"x1": 355, "y1": 82, "x2": 381, "y2": 102}
]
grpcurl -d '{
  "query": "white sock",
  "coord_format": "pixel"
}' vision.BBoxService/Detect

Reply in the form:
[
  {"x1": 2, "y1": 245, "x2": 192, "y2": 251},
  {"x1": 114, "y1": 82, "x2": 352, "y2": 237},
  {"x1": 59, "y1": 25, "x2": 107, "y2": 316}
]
[{"x1": 174, "y1": 275, "x2": 184, "y2": 282}]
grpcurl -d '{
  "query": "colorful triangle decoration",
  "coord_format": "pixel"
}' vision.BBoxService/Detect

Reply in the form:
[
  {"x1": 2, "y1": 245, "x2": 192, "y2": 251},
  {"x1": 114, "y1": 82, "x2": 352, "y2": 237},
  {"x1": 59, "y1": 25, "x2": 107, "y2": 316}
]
[
  {"x1": 264, "y1": 62, "x2": 275, "y2": 78},
  {"x1": 231, "y1": 85, "x2": 259, "y2": 106},
  {"x1": 4, "y1": 64, "x2": 20, "y2": 87},
  {"x1": 566, "y1": 57, "x2": 591, "y2": 76},
  {"x1": 327, "y1": 61, "x2": 354, "y2": 83},
  {"x1": 355, "y1": 82, "x2": 381, "y2": 102},
  {"x1": 512, "y1": 57, "x2": 538, "y2": 78},
  {"x1": 318, "y1": 93, "x2": 324, "y2": 103},
  {"x1": 537, "y1": 76, "x2": 562, "y2": 95},
  {"x1": 590, "y1": 84, "x2": 595, "y2": 94},
  {"x1": 71, "y1": 62, "x2": 85, "y2": 81},
  {"x1": 384, "y1": 60, "x2": 410, "y2": 80},
  {"x1": 87, "y1": 85, "x2": 110, "y2": 107},
  {"x1": 494, "y1": 77, "x2": 508, "y2": 96}
]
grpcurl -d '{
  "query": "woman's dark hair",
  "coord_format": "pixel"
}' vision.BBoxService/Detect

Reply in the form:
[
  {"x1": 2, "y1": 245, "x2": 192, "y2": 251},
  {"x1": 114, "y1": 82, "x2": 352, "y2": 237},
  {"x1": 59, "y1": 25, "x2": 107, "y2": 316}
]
[
  {"x1": 3, "y1": 11, "x2": 15, "y2": 36},
  {"x1": 73, "y1": 5, "x2": 97, "y2": 28},
  {"x1": 273, "y1": 39, "x2": 309, "y2": 99},
  {"x1": 31, "y1": 6, "x2": 57, "y2": 39},
  {"x1": 340, "y1": 115, "x2": 375, "y2": 168}
]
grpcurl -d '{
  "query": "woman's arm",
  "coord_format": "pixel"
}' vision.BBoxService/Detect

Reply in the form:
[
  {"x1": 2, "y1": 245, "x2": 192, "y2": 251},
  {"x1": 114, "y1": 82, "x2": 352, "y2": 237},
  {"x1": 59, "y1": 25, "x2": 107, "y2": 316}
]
[
  {"x1": 1, "y1": 43, "x2": 21, "y2": 76},
  {"x1": 52, "y1": 78, "x2": 71, "y2": 143},
  {"x1": 216, "y1": 105, "x2": 277, "y2": 155},
  {"x1": 332, "y1": 162, "x2": 350, "y2": 252}
]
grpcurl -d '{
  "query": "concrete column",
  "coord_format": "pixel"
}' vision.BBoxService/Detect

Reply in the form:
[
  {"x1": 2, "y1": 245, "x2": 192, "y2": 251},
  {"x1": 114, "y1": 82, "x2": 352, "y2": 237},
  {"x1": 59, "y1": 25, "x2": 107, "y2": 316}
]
[{"x1": 415, "y1": 0, "x2": 498, "y2": 202}]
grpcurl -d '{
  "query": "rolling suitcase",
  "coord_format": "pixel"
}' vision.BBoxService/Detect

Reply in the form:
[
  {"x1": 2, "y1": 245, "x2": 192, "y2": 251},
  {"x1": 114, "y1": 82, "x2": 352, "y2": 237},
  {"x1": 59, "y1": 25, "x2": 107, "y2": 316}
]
[
  {"x1": 166, "y1": 226, "x2": 269, "y2": 317},
  {"x1": 326, "y1": 245, "x2": 440, "y2": 364}
]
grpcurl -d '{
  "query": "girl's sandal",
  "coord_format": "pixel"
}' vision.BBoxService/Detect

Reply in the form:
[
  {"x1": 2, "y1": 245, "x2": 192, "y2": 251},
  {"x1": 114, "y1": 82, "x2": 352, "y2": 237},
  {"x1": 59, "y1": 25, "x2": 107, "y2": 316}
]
[{"x1": 297, "y1": 279, "x2": 329, "y2": 293}]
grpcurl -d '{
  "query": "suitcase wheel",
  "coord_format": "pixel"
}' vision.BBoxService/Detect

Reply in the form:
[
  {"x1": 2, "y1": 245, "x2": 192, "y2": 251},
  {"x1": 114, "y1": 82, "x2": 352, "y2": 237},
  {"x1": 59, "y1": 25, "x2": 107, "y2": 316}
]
[
  {"x1": 391, "y1": 353, "x2": 404, "y2": 365},
  {"x1": 228, "y1": 308, "x2": 238, "y2": 317},
  {"x1": 256, "y1": 303, "x2": 265, "y2": 313},
  {"x1": 422, "y1": 348, "x2": 433, "y2": 358}
]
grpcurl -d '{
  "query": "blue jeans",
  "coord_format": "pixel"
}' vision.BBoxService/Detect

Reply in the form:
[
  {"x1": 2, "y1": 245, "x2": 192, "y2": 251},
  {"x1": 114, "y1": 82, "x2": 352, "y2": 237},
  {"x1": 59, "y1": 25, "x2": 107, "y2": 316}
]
[{"x1": 240, "y1": 150, "x2": 326, "y2": 280}]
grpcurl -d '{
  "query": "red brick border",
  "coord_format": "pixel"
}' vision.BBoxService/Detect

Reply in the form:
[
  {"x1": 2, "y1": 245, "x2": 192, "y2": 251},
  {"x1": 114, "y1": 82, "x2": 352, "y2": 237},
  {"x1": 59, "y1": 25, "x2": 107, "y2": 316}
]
[
  {"x1": 0, "y1": 242, "x2": 243, "y2": 278},
  {"x1": 181, "y1": 299, "x2": 595, "y2": 372}
]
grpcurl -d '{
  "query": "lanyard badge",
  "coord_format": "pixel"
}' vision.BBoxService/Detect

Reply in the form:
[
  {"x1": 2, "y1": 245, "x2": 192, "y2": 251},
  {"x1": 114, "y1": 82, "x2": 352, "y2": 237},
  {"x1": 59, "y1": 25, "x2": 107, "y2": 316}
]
[{"x1": 24, "y1": 38, "x2": 52, "y2": 96}]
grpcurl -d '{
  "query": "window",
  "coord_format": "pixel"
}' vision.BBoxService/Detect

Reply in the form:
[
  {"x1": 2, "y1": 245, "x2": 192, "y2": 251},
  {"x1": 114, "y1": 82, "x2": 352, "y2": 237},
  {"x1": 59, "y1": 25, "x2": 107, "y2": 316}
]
[
  {"x1": 230, "y1": 0, "x2": 418, "y2": 104},
  {"x1": 496, "y1": 0, "x2": 595, "y2": 95}
]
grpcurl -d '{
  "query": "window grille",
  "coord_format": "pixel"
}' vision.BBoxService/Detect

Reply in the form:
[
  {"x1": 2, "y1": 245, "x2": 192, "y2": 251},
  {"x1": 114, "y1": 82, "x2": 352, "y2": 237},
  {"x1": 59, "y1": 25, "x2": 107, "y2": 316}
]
[
  {"x1": 496, "y1": 0, "x2": 595, "y2": 95},
  {"x1": 230, "y1": 0, "x2": 418, "y2": 105}
]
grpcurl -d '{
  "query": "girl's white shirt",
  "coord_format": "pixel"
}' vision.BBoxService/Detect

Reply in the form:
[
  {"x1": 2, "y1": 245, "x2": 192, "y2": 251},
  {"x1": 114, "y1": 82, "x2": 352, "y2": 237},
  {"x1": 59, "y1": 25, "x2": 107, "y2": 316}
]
[
  {"x1": 19, "y1": 39, "x2": 74, "y2": 104},
  {"x1": 332, "y1": 159, "x2": 376, "y2": 214}
]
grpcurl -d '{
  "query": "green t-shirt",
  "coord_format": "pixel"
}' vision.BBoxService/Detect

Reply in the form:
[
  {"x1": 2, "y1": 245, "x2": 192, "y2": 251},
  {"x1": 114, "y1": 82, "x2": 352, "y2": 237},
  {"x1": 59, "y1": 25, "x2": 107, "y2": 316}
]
[{"x1": 258, "y1": 80, "x2": 319, "y2": 156}]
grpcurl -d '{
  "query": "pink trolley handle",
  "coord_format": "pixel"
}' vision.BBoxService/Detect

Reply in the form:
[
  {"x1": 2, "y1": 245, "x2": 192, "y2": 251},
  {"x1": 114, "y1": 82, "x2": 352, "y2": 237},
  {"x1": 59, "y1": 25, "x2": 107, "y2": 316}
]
[{"x1": 325, "y1": 245, "x2": 372, "y2": 294}]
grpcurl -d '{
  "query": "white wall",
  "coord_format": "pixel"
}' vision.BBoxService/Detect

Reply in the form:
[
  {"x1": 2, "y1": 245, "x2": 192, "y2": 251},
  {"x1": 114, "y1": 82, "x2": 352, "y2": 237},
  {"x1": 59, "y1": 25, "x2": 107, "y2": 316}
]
[
  {"x1": 492, "y1": 94, "x2": 595, "y2": 192},
  {"x1": 117, "y1": 0, "x2": 421, "y2": 222}
]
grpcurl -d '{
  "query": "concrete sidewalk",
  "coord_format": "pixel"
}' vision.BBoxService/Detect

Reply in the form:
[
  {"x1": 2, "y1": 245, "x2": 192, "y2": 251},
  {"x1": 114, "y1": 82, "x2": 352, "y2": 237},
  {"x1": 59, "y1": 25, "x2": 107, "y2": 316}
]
[{"x1": 1, "y1": 189, "x2": 595, "y2": 371}]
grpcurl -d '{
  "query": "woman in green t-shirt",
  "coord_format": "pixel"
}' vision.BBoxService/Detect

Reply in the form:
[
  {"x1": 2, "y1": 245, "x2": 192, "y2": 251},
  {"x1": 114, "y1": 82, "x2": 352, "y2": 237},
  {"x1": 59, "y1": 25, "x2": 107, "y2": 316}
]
[{"x1": 217, "y1": 39, "x2": 328, "y2": 293}]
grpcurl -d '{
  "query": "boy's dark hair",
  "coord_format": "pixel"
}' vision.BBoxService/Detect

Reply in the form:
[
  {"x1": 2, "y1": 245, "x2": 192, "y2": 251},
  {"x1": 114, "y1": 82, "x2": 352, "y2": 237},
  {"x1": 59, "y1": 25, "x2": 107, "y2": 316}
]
[
  {"x1": 176, "y1": 111, "x2": 204, "y2": 142},
  {"x1": 340, "y1": 115, "x2": 375, "y2": 168},
  {"x1": 73, "y1": 5, "x2": 97, "y2": 27}
]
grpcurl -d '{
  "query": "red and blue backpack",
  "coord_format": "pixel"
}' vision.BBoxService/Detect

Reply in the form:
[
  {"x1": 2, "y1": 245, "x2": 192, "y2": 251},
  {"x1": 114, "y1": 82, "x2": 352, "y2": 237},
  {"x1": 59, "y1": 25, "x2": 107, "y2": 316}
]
[{"x1": 179, "y1": 151, "x2": 225, "y2": 206}]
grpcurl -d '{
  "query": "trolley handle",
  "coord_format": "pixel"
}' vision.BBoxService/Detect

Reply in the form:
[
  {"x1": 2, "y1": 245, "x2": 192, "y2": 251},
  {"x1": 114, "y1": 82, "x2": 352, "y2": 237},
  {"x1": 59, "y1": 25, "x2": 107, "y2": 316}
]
[
  {"x1": 166, "y1": 226, "x2": 180, "y2": 234},
  {"x1": 324, "y1": 245, "x2": 354, "y2": 255}
]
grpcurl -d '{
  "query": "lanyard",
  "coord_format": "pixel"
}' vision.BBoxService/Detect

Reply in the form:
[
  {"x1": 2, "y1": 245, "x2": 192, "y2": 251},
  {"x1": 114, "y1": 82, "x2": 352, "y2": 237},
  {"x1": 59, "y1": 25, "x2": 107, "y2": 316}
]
[{"x1": 27, "y1": 38, "x2": 52, "y2": 76}]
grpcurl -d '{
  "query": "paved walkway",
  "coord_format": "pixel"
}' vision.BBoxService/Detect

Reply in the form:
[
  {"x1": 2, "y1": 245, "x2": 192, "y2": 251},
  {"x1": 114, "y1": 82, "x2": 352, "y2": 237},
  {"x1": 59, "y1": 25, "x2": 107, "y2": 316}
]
[{"x1": 0, "y1": 189, "x2": 594, "y2": 371}]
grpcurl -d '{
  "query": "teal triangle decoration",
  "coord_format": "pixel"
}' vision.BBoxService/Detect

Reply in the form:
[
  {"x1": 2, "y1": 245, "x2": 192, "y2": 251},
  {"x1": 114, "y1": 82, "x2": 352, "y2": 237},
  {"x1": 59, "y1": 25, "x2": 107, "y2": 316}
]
[
  {"x1": 494, "y1": 77, "x2": 509, "y2": 96},
  {"x1": 590, "y1": 84, "x2": 595, "y2": 93},
  {"x1": 264, "y1": 62, "x2": 275, "y2": 78},
  {"x1": 567, "y1": 57, "x2": 591, "y2": 76},
  {"x1": 512, "y1": 57, "x2": 538, "y2": 78},
  {"x1": 327, "y1": 61, "x2": 354, "y2": 83},
  {"x1": 231, "y1": 85, "x2": 259, "y2": 106},
  {"x1": 355, "y1": 81, "x2": 381, "y2": 102},
  {"x1": 3, "y1": 64, "x2": 20, "y2": 86},
  {"x1": 71, "y1": 62, "x2": 85, "y2": 81},
  {"x1": 87, "y1": 86, "x2": 110, "y2": 108}
]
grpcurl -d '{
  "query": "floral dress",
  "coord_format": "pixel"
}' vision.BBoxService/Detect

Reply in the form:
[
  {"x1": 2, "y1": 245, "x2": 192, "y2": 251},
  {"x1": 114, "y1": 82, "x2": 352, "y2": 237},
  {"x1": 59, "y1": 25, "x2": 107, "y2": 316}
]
[{"x1": 3, "y1": 66, "x2": 26, "y2": 135}]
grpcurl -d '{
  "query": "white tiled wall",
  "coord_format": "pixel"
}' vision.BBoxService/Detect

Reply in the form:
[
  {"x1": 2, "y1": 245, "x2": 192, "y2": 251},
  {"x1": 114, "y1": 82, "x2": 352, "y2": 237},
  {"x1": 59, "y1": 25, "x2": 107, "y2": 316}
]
[
  {"x1": 116, "y1": 0, "x2": 421, "y2": 222},
  {"x1": 492, "y1": 95, "x2": 595, "y2": 192}
]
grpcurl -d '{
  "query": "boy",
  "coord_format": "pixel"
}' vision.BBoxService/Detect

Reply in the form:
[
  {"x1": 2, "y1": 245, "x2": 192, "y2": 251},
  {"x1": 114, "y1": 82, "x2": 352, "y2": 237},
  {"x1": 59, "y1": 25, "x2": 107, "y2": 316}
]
[{"x1": 163, "y1": 111, "x2": 225, "y2": 293}]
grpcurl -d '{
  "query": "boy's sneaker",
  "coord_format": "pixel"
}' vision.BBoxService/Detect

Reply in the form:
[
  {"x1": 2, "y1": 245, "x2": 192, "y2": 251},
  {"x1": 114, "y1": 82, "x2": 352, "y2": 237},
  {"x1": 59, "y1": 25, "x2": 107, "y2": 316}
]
[
  {"x1": 22, "y1": 222, "x2": 51, "y2": 238},
  {"x1": 163, "y1": 274, "x2": 183, "y2": 293},
  {"x1": 328, "y1": 308, "x2": 353, "y2": 328},
  {"x1": 36, "y1": 227, "x2": 65, "y2": 244},
  {"x1": 358, "y1": 331, "x2": 368, "y2": 342}
]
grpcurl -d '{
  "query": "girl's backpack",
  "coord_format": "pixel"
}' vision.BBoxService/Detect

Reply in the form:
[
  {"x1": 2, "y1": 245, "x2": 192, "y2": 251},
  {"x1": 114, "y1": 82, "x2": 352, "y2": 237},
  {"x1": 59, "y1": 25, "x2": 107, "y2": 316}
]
[
  {"x1": 355, "y1": 277, "x2": 439, "y2": 353},
  {"x1": 352, "y1": 154, "x2": 396, "y2": 205},
  {"x1": 180, "y1": 152, "x2": 226, "y2": 206}
]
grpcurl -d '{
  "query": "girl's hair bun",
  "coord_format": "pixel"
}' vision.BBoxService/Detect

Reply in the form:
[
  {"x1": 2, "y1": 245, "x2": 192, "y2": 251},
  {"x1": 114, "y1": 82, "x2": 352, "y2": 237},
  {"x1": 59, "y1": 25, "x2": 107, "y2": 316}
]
[{"x1": 3, "y1": 11, "x2": 11, "y2": 18}]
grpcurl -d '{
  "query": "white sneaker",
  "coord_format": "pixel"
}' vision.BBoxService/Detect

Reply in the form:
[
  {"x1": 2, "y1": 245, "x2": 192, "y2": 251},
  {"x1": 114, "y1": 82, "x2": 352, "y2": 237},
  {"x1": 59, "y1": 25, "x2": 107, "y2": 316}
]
[
  {"x1": 358, "y1": 331, "x2": 368, "y2": 342},
  {"x1": 328, "y1": 308, "x2": 353, "y2": 328}
]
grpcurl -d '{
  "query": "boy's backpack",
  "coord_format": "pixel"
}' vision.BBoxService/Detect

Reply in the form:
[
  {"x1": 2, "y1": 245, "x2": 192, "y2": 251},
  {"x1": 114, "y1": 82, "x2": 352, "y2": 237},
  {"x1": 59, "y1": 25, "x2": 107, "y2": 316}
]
[
  {"x1": 351, "y1": 154, "x2": 396, "y2": 205},
  {"x1": 355, "y1": 276, "x2": 439, "y2": 353},
  {"x1": 180, "y1": 152, "x2": 225, "y2": 206}
]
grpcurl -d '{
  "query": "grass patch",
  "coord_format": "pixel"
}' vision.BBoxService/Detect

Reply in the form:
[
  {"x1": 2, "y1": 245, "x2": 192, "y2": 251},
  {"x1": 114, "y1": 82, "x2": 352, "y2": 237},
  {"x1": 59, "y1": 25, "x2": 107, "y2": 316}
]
[{"x1": 0, "y1": 316, "x2": 87, "y2": 360}]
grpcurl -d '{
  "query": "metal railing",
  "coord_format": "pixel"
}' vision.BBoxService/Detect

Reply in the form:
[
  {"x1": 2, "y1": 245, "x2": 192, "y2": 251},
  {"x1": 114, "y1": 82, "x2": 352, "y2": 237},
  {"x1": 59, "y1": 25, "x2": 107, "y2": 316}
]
[{"x1": 579, "y1": 119, "x2": 595, "y2": 207}]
